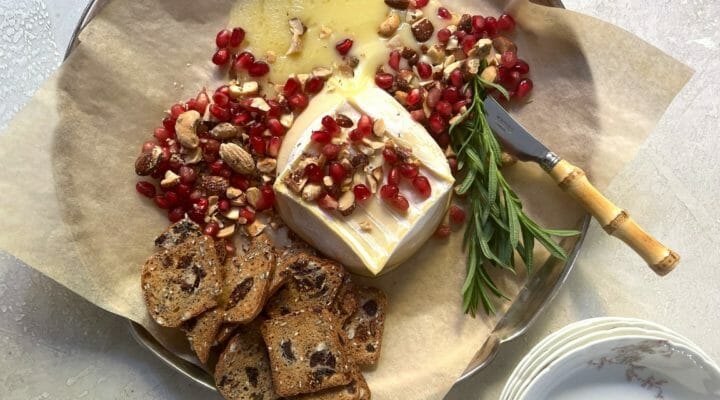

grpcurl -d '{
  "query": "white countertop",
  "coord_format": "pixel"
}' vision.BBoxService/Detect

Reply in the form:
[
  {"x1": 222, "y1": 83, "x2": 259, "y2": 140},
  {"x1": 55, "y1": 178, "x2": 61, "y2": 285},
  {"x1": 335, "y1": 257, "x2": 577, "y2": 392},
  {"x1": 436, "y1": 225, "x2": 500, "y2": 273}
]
[{"x1": 1, "y1": 1, "x2": 718, "y2": 398}]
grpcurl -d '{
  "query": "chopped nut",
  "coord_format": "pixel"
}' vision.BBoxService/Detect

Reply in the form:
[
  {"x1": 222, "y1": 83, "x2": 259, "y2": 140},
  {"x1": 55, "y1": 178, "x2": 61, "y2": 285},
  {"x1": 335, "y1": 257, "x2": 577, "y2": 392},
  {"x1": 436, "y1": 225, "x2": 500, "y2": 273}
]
[
  {"x1": 220, "y1": 143, "x2": 255, "y2": 174},
  {"x1": 373, "y1": 119, "x2": 386, "y2": 137},
  {"x1": 280, "y1": 113, "x2": 295, "y2": 128},
  {"x1": 372, "y1": 166, "x2": 384, "y2": 183},
  {"x1": 492, "y1": 36, "x2": 517, "y2": 54},
  {"x1": 210, "y1": 122, "x2": 238, "y2": 139},
  {"x1": 161, "y1": 170, "x2": 181, "y2": 188},
  {"x1": 223, "y1": 207, "x2": 241, "y2": 220},
  {"x1": 394, "y1": 90, "x2": 408, "y2": 105},
  {"x1": 384, "y1": 0, "x2": 409, "y2": 10},
  {"x1": 296, "y1": 73, "x2": 310, "y2": 86},
  {"x1": 134, "y1": 146, "x2": 163, "y2": 176},
  {"x1": 469, "y1": 38, "x2": 493, "y2": 58},
  {"x1": 411, "y1": 18, "x2": 434, "y2": 42},
  {"x1": 319, "y1": 25, "x2": 332, "y2": 39},
  {"x1": 301, "y1": 183, "x2": 323, "y2": 202},
  {"x1": 250, "y1": 97, "x2": 271, "y2": 112},
  {"x1": 226, "y1": 187, "x2": 243, "y2": 199},
  {"x1": 352, "y1": 171, "x2": 366, "y2": 186},
  {"x1": 443, "y1": 61, "x2": 463, "y2": 79},
  {"x1": 265, "y1": 50, "x2": 277, "y2": 64},
  {"x1": 230, "y1": 193, "x2": 247, "y2": 207},
  {"x1": 337, "y1": 191, "x2": 356, "y2": 216},
  {"x1": 245, "y1": 220, "x2": 266, "y2": 237},
  {"x1": 184, "y1": 146, "x2": 202, "y2": 164},
  {"x1": 480, "y1": 65, "x2": 498, "y2": 83},
  {"x1": 256, "y1": 158, "x2": 277, "y2": 174},
  {"x1": 286, "y1": 18, "x2": 306, "y2": 55},
  {"x1": 245, "y1": 187, "x2": 262, "y2": 209},
  {"x1": 378, "y1": 13, "x2": 401, "y2": 38},
  {"x1": 175, "y1": 110, "x2": 201, "y2": 149},
  {"x1": 361, "y1": 138, "x2": 385, "y2": 150},
  {"x1": 229, "y1": 81, "x2": 259, "y2": 97},
  {"x1": 366, "y1": 173, "x2": 378, "y2": 193},
  {"x1": 426, "y1": 45, "x2": 446, "y2": 65},
  {"x1": 216, "y1": 225, "x2": 235, "y2": 238},
  {"x1": 312, "y1": 66, "x2": 333, "y2": 80},
  {"x1": 284, "y1": 169, "x2": 308, "y2": 194},
  {"x1": 466, "y1": 58, "x2": 481, "y2": 75},
  {"x1": 446, "y1": 36, "x2": 459, "y2": 51},
  {"x1": 443, "y1": 54, "x2": 456, "y2": 69},
  {"x1": 501, "y1": 152, "x2": 518, "y2": 168},
  {"x1": 406, "y1": 9, "x2": 423, "y2": 23},
  {"x1": 323, "y1": 176, "x2": 334, "y2": 187},
  {"x1": 359, "y1": 220, "x2": 373, "y2": 232}
]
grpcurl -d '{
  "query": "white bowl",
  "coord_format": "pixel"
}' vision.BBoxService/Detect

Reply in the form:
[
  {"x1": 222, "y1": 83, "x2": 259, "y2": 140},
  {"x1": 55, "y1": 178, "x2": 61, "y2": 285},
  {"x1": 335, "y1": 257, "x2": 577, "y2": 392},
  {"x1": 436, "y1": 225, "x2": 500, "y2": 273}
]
[{"x1": 517, "y1": 334, "x2": 720, "y2": 400}]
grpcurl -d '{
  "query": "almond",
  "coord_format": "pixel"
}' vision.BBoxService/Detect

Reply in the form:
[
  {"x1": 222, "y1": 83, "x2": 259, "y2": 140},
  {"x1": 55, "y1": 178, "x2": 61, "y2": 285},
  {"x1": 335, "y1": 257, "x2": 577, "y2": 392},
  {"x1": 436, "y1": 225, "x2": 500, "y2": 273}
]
[
  {"x1": 175, "y1": 110, "x2": 201, "y2": 149},
  {"x1": 220, "y1": 143, "x2": 255, "y2": 174},
  {"x1": 492, "y1": 36, "x2": 517, "y2": 54},
  {"x1": 199, "y1": 176, "x2": 229, "y2": 196},
  {"x1": 337, "y1": 191, "x2": 356, "y2": 216},
  {"x1": 245, "y1": 187, "x2": 262, "y2": 208},
  {"x1": 134, "y1": 146, "x2": 163, "y2": 176},
  {"x1": 411, "y1": 18, "x2": 434, "y2": 43},
  {"x1": 210, "y1": 123, "x2": 238, "y2": 139},
  {"x1": 160, "y1": 170, "x2": 181, "y2": 189}
]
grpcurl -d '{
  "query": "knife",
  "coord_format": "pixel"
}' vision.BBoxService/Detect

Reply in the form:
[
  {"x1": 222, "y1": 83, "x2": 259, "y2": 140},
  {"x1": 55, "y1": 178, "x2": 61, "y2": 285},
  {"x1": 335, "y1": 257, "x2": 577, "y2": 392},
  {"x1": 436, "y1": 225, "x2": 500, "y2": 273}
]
[{"x1": 483, "y1": 96, "x2": 679, "y2": 275}]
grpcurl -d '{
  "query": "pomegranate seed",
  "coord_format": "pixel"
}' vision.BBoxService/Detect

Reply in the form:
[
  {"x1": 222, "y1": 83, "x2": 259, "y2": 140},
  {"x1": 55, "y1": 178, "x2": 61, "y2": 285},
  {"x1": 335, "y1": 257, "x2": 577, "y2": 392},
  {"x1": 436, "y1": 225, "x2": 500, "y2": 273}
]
[
  {"x1": 209, "y1": 104, "x2": 230, "y2": 121},
  {"x1": 412, "y1": 176, "x2": 432, "y2": 198},
  {"x1": 283, "y1": 77, "x2": 301, "y2": 96},
  {"x1": 209, "y1": 161, "x2": 224, "y2": 175},
  {"x1": 348, "y1": 128, "x2": 364, "y2": 141},
  {"x1": 437, "y1": 7, "x2": 452, "y2": 19},
  {"x1": 375, "y1": 73, "x2": 394, "y2": 90},
  {"x1": 472, "y1": 15, "x2": 485, "y2": 33},
  {"x1": 216, "y1": 85, "x2": 230, "y2": 96},
  {"x1": 311, "y1": 130, "x2": 332, "y2": 144},
  {"x1": 267, "y1": 136, "x2": 282, "y2": 157},
  {"x1": 204, "y1": 222, "x2": 220, "y2": 236},
  {"x1": 442, "y1": 87, "x2": 460, "y2": 103},
  {"x1": 410, "y1": 109, "x2": 426, "y2": 123},
  {"x1": 453, "y1": 100, "x2": 467, "y2": 113},
  {"x1": 240, "y1": 207, "x2": 255, "y2": 223},
  {"x1": 335, "y1": 38, "x2": 354, "y2": 55},
  {"x1": 436, "y1": 133, "x2": 450, "y2": 149},
  {"x1": 436, "y1": 101, "x2": 452, "y2": 118},
  {"x1": 230, "y1": 175, "x2": 250, "y2": 191},
  {"x1": 185, "y1": 98, "x2": 197, "y2": 113},
  {"x1": 154, "y1": 127, "x2": 171, "y2": 142},
  {"x1": 497, "y1": 14, "x2": 516, "y2": 32},
  {"x1": 154, "y1": 195, "x2": 170, "y2": 209},
  {"x1": 195, "y1": 90, "x2": 210, "y2": 113},
  {"x1": 406, "y1": 89, "x2": 422, "y2": 107},
  {"x1": 136, "y1": 181, "x2": 156, "y2": 198},
  {"x1": 379, "y1": 184, "x2": 399, "y2": 199},
  {"x1": 389, "y1": 50, "x2": 401, "y2": 71},
  {"x1": 213, "y1": 91, "x2": 230, "y2": 107},
  {"x1": 176, "y1": 184, "x2": 191, "y2": 199},
  {"x1": 212, "y1": 48, "x2": 230, "y2": 66},
  {"x1": 358, "y1": 115, "x2": 373, "y2": 135},
  {"x1": 415, "y1": 0, "x2": 429, "y2": 7},
  {"x1": 383, "y1": 147, "x2": 399, "y2": 164},
  {"x1": 305, "y1": 76, "x2": 324, "y2": 94},
  {"x1": 322, "y1": 143, "x2": 341, "y2": 159},
  {"x1": 321, "y1": 116, "x2": 340, "y2": 135},
  {"x1": 353, "y1": 184, "x2": 371, "y2": 201},
  {"x1": 435, "y1": 224, "x2": 451, "y2": 238},
  {"x1": 216, "y1": 29, "x2": 231, "y2": 48},
  {"x1": 267, "y1": 118, "x2": 285, "y2": 136},
  {"x1": 204, "y1": 139, "x2": 221, "y2": 156},
  {"x1": 235, "y1": 51, "x2": 255, "y2": 70},
  {"x1": 248, "y1": 61, "x2": 270, "y2": 77},
  {"x1": 170, "y1": 104, "x2": 185, "y2": 119},
  {"x1": 437, "y1": 28, "x2": 451, "y2": 43},
  {"x1": 501, "y1": 51, "x2": 518, "y2": 69},
  {"x1": 318, "y1": 194, "x2": 339, "y2": 210},
  {"x1": 168, "y1": 207, "x2": 185, "y2": 222},
  {"x1": 388, "y1": 194, "x2": 410, "y2": 211},
  {"x1": 305, "y1": 164, "x2": 323, "y2": 183},
  {"x1": 178, "y1": 166, "x2": 196, "y2": 184},
  {"x1": 416, "y1": 62, "x2": 432, "y2": 79},
  {"x1": 387, "y1": 167, "x2": 400, "y2": 185},
  {"x1": 329, "y1": 163, "x2": 347, "y2": 182},
  {"x1": 516, "y1": 78, "x2": 534, "y2": 98},
  {"x1": 267, "y1": 100, "x2": 284, "y2": 118},
  {"x1": 248, "y1": 123, "x2": 265, "y2": 137},
  {"x1": 448, "y1": 157, "x2": 458, "y2": 172},
  {"x1": 449, "y1": 205, "x2": 466, "y2": 224},
  {"x1": 450, "y1": 69, "x2": 464, "y2": 88},
  {"x1": 162, "y1": 116, "x2": 175, "y2": 131},
  {"x1": 230, "y1": 27, "x2": 246, "y2": 47},
  {"x1": 188, "y1": 209, "x2": 205, "y2": 224},
  {"x1": 398, "y1": 163, "x2": 419, "y2": 179},
  {"x1": 461, "y1": 35, "x2": 477, "y2": 55},
  {"x1": 484, "y1": 16, "x2": 498, "y2": 36},
  {"x1": 514, "y1": 59, "x2": 530, "y2": 75},
  {"x1": 428, "y1": 112, "x2": 446, "y2": 135},
  {"x1": 142, "y1": 140, "x2": 159, "y2": 154},
  {"x1": 288, "y1": 93, "x2": 309, "y2": 111},
  {"x1": 248, "y1": 136, "x2": 264, "y2": 155},
  {"x1": 503, "y1": 71, "x2": 521, "y2": 90},
  {"x1": 455, "y1": 30, "x2": 467, "y2": 42}
]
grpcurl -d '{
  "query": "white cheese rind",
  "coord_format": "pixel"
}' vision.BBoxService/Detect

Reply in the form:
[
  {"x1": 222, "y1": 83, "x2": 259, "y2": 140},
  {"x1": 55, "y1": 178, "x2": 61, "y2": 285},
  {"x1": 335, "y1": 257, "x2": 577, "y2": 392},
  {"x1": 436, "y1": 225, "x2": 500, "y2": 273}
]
[{"x1": 274, "y1": 87, "x2": 454, "y2": 276}]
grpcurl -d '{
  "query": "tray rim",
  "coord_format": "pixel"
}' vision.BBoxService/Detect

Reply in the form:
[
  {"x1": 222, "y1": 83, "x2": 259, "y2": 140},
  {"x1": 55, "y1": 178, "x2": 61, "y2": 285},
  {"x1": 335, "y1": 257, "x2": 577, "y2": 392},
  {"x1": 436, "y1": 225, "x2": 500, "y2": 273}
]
[{"x1": 68, "y1": 0, "x2": 587, "y2": 394}]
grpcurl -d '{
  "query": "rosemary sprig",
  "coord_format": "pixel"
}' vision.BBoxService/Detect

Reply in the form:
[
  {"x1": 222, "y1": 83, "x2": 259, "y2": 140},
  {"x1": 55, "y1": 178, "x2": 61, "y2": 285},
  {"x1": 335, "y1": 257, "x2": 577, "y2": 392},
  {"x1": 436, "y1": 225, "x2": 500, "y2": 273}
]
[{"x1": 450, "y1": 76, "x2": 579, "y2": 316}]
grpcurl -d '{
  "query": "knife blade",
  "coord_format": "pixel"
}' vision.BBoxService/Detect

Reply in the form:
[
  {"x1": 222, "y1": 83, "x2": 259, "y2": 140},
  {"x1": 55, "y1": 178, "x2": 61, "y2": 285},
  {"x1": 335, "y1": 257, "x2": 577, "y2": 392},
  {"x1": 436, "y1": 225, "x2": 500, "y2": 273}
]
[
  {"x1": 482, "y1": 95, "x2": 679, "y2": 276},
  {"x1": 483, "y1": 96, "x2": 560, "y2": 171}
]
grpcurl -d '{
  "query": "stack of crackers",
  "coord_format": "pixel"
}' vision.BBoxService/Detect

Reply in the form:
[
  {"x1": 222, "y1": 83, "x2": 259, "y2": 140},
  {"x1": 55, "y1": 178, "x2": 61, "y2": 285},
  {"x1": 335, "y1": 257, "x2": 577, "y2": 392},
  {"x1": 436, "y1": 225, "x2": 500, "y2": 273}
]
[{"x1": 141, "y1": 219, "x2": 387, "y2": 399}]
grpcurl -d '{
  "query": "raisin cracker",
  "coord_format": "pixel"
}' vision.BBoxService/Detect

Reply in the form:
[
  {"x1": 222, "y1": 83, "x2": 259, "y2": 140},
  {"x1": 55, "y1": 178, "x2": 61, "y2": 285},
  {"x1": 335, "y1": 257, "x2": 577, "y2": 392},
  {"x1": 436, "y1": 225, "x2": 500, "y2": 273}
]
[
  {"x1": 223, "y1": 233, "x2": 276, "y2": 323},
  {"x1": 343, "y1": 287, "x2": 387, "y2": 366}
]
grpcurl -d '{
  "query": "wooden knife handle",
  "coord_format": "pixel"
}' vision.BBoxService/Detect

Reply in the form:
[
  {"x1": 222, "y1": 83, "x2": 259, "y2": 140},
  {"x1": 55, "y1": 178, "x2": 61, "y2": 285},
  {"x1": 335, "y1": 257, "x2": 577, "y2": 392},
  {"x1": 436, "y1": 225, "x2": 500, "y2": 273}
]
[{"x1": 548, "y1": 159, "x2": 679, "y2": 276}]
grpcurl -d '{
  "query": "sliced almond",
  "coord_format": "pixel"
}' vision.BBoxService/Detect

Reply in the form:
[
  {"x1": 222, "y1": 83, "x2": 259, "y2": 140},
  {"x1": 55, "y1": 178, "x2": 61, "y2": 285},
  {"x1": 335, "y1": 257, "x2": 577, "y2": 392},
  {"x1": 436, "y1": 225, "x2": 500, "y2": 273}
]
[
  {"x1": 245, "y1": 187, "x2": 262, "y2": 209},
  {"x1": 229, "y1": 81, "x2": 259, "y2": 98},
  {"x1": 443, "y1": 61, "x2": 463, "y2": 80},
  {"x1": 366, "y1": 173, "x2": 378, "y2": 194},
  {"x1": 480, "y1": 65, "x2": 498, "y2": 83},
  {"x1": 250, "y1": 97, "x2": 271, "y2": 112},
  {"x1": 352, "y1": 170, "x2": 366, "y2": 186},
  {"x1": 372, "y1": 166, "x2": 384, "y2": 182},
  {"x1": 286, "y1": 18, "x2": 306, "y2": 55},
  {"x1": 226, "y1": 187, "x2": 243, "y2": 199},
  {"x1": 373, "y1": 118, "x2": 386, "y2": 137},
  {"x1": 319, "y1": 25, "x2": 332, "y2": 39},
  {"x1": 280, "y1": 113, "x2": 295, "y2": 128},
  {"x1": 217, "y1": 224, "x2": 236, "y2": 238},
  {"x1": 230, "y1": 194, "x2": 247, "y2": 207},
  {"x1": 223, "y1": 207, "x2": 241, "y2": 220},
  {"x1": 338, "y1": 191, "x2": 356, "y2": 216},
  {"x1": 301, "y1": 183, "x2": 322, "y2": 202},
  {"x1": 311, "y1": 66, "x2": 333, "y2": 80},
  {"x1": 245, "y1": 220, "x2": 266, "y2": 237},
  {"x1": 160, "y1": 170, "x2": 180, "y2": 189}
]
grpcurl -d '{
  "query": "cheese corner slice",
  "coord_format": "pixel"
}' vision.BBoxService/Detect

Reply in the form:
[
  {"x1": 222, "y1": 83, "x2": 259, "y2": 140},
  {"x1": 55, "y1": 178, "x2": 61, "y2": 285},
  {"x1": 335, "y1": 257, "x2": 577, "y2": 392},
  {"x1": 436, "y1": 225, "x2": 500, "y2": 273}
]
[{"x1": 274, "y1": 87, "x2": 455, "y2": 276}]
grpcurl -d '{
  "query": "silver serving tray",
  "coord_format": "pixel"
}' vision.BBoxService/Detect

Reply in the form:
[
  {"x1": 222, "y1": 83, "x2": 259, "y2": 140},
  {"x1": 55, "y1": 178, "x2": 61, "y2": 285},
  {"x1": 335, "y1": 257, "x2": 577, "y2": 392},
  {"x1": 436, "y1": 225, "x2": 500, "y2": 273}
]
[{"x1": 67, "y1": 0, "x2": 585, "y2": 394}]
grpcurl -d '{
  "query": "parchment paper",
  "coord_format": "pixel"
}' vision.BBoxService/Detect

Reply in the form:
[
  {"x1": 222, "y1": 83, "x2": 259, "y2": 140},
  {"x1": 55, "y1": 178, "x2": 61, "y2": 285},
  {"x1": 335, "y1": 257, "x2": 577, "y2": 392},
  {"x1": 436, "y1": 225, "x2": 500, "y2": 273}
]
[{"x1": 0, "y1": 0, "x2": 691, "y2": 399}]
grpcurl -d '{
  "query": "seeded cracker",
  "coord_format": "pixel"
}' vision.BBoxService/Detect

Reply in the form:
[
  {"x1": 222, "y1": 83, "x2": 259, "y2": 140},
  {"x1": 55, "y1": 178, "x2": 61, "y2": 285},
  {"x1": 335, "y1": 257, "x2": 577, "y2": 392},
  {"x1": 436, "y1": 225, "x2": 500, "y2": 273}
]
[
  {"x1": 261, "y1": 309, "x2": 353, "y2": 397},
  {"x1": 269, "y1": 238, "x2": 318, "y2": 296},
  {"x1": 223, "y1": 233, "x2": 276, "y2": 323},
  {"x1": 185, "y1": 307, "x2": 224, "y2": 364},
  {"x1": 289, "y1": 368, "x2": 370, "y2": 400},
  {"x1": 215, "y1": 324, "x2": 279, "y2": 400},
  {"x1": 141, "y1": 235, "x2": 221, "y2": 327},
  {"x1": 153, "y1": 218, "x2": 202, "y2": 249},
  {"x1": 343, "y1": 287, "x2": 387, "y2": 366},
  {"x1": 331, "y1": 276, "x2": 358, "y2": 324}
]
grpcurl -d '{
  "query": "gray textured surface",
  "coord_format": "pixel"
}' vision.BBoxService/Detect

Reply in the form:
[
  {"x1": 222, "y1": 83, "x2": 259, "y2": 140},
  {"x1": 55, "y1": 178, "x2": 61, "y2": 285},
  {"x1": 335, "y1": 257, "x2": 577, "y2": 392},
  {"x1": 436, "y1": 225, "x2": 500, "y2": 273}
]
[{"x1": 1, "y1": 0, "x2": 719, "y2": 399}]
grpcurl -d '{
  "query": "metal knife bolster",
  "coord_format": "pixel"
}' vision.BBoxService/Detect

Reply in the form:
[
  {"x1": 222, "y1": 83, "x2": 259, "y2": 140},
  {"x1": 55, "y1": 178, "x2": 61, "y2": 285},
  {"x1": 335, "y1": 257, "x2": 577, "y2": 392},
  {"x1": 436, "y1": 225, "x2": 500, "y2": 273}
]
[{"x1": 483, "y1": 96, "x2": 561, "y2": 171}]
